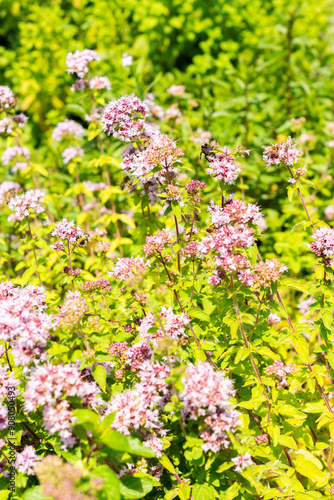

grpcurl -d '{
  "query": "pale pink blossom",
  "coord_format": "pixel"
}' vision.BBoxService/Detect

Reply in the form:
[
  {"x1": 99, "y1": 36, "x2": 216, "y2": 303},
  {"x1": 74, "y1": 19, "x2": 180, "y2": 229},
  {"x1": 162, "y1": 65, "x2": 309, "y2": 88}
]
[
  {"x1": 0, "y1": 181, "x2": 21, "y2": 204},
  {"x1": 7, "y1": 189, "x2": 44, "y2": 222},
  {"x1": 89, "y1": 76, "x2": 111, "y2": 90},
  {"x1": 208, "y1": 199, "x2": 262, "y2": 228},
  {"x1": 66, "y1": 49, "x2": 99, "y2": 78},
  {"x1": 325, "y1": 205, "x2": 334, "y2": 220},
  {"x1": 0, "y1": 404, "x2": 8, "y2": 430},
  {"x1": 190, "y1": 129, "x2": 212, "y2": 144},
  {"x1": 110, "y1": 257, "x2": 147, "y2": 281},
  {"x1": 43, "y1": 401, "x2": 77, "y2": 449},
  {"x1": 0, "y1": 86, "x2": 16, "y2": 109},
  {"x1": 16, "y1": 446, "x2": 41, "y2": 475},
  {"x1": 102, "y1": 95, "x2": 150, "y2": 141},
  {"x1": 11, "y1": 162, "x2": 28, "y2": 174},
  {"x1": 1, "y1": 146, "x2": 30, "y2": 165},
  {"x1": 83, "y1": 181, "x2": 107, "y2": 192},
  {"x1": 143, "y1": 229, "x2": 174, "y2": 256},
  {"x1": 51, "y1": 218, "x2": 84, "y2": 243},
  {"x1": 298, "y1": 296, "x2": 315, "y2": 316},
  {"x1": 232, "y1": 452, "x2": 253, "y2": 473},
  {"x1": 310, "y1": 227, "x2": 334, "y2": 265},
  {"x1": 263, "y1": 137, "x2": 301, "y2": 167},
  {"x1": 167, "y1": 85, "x2": 185, "y2": 97},
  {"x1": 268, "y1": 313, "x2": 281, "y2": 326},
  {"x1": 265, "y1": 360, "x2": 297, "y2": 388},
  {"x1": 0, "y1": 117, "x2": 13, "y2": 134},
  {"x1": 52, "y1": 119, "x2": 84, "y2": 141},
  {"x1": 0, "y1": 366, "x2": 20, "y2": 399},
  {"x1": 62, "y1": 146, "x2": 84, "y2": 165},
  {"x1": 121, "y1": 53, "x2": 133, "y2": 67}
]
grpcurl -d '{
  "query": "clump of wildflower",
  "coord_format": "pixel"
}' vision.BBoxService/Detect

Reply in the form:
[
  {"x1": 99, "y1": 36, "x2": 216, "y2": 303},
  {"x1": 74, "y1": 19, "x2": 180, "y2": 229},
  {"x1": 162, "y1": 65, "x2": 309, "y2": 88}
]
[
  {"x1": 0, "y1": 117, "x2": 13, "y2": 134},
  {"x1": 232, "y1": 453, "x2": 253, "y2": 473},
  {"x1": 207, "y1": 146, "x2": 249, "y2": 185},
  {"x1": 7, "y1": 189, "x2": 45, "y2": 222},
  {"x1": 185, "y1": 179, "x2": 206, "y2": 195},
  {"x1": 160, "y1": 306, "x2": 190, "y2": 340},
  {"x1": 83, "y1": 181, "x2": 107, "y2": 192},
  {"x1": 309, "y1": 227, "x2": 334, "y2": 266},
  {"x1": 102, "y1": 95, "x2": 150, "y2": 141},
  {"x1": 0, "y1": 86, "x2": 16, "y2": 109},
  {"x1": 16, "y1": 446, "x2": 41, "y2": 475},
  {"x1": 80, "y1": 279, "x2": 112, "y2": 292},
  {"x1": 0, "y1": 367, "x2": 20, "y2": 399},
  {"x1": 0, "y1": 181, "x2": 21, "y2": 204},
  {"x1": 167, "y1": 85, "x2": 185, "y2": 96},
  {"x1": 181, "y1": 241, "x2": 199, "y2": 258},
  {"x1": 43, "y1": 400, "x2": 77, "y2": 449},
  {"x1": 66, "y1": 49, "x2": 99, "y2": 78},
  {"x1": 13, "y1": 113, "x2": 28, "y2": 126},
  {"x1": 62, "y1": 146, "x2": 84, "y2": 165},
  {"x1": 143, "y1": 229, "x2": 173, "y2": 257},
  {"x1": 263, "y1": 137, "x2": 301, "y2": 167},
  {"x1": 57, "y1": 293, "x2": 88, "y2": 330},
  {"x1": 51, "y1": 218, "x2": 84, "y2": 243},
  {"x1": 252, "y1": 259, "x2": 288, "y2": 288},
  {"x1": 122, "y1": 53, "x2": 133, "y2": 67},
  {"x1": 52, "y1": 120, "x2": 85, "y2": 142},
  {"x1": 268, "y1": 313, "x2": 281, "y2": 326},
  {"x1": 89, "y1": 76, "x2": 111, "y2": 90},
  {"x1": 50, "y1": 241, "x2": 65, "y2": 252},
  {"x1": 208, "y1": 199, "x2": 262, "y2": 228},
  {"x1": 180, "y1": 362, "x2": 240, "y2": 453},
  {"x1": 265, "y1": 360, "x2": 297, "y2": 388},
  {"x1": 110, "y1": 257, "x2": 147, "y2": 281},
  {"x1": 255, "y1": 434, "x2": 269, "y2": 445},
  {"x1": 1, "y1": 145, "x2": 30, "y2": 165},
  {"x1": 298, "y1": 296, "x2": 315, "y2": 316}
]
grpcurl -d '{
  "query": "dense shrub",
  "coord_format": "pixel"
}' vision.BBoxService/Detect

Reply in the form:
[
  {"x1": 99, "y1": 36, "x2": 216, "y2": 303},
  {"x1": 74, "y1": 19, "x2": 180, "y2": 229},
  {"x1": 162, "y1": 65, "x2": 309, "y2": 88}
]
[{"x1": 2, "y1": 3, "x2": 334, "y2": 500}]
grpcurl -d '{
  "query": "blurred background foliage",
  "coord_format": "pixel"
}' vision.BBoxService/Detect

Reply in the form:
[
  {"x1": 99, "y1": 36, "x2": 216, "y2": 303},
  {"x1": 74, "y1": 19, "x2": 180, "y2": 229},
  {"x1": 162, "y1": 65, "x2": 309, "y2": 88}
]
[{"x1": 1, "y1": 0, "x2": 334, "y2": 280}]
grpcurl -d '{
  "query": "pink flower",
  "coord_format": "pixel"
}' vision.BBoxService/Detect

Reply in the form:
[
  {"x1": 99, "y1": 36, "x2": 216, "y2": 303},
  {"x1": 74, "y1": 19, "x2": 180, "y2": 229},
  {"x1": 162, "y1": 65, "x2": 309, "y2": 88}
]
[
  {"x1": 167, "y1": 85, "x2": 186, "y2": 97},
  {"x1": 268, "y1": 313, "x2": 281, "y2": 326},
  {"x1": 190, "y1": 129, "x2": 212, "y2": 144},
  {"x1": 325, "y1": 205, "x2": 334, "y2": 221},
  {"x1": 89, "y1": 76, "x2": 112, "y2": 90},
  {"x1": 7, "y1": 189, "x2": 45, "y2": 222},
  {"x1": 160, "y1": 306, "x2": 190, "y2": 340},
  {"x1": 298, "y1": 296, "x2": 315, "y2": 316},
  {"x1": 207, "y1": 147, "x2": 243, "y2": 184},
  {"x1": 0, "y1": 86, "x2": 16, "y2": 109},
  {"x1": 43, "y1": 401, "x2": 77, "y2": 449},
  {"x1": 16, "y1": 446, "x2": 41, "y2": 475},
  {"x1": 66, "y1": 49, "x2": 99, "y2": 78},
  {"x1": 110, "y1": 257, "x2": 147, "y2": 281},
  {"x1": 0, "y1": 117, "x2": 13, "y2": 134},
  {"x1": 0, "y1": 366, "x2": 20, "y2": 399},
  {"x1": 83, "y1": 181, "x2": 107, "y2": 192},
  {"x1": 263, "y1": 137, "x2": 301, "y2": 167},
  {"x1": 0, "y1": 404, "x2": 8, "y2": 430},
  {"x1": 52, "y1": 120, "x2": 85, "y2": 141},
  {"x1": 143, "y1": 229, "x2": 174, "y2": 257},
  {"x1": 265, "y1": 360, "x2": 297, "y2": 388},
  {"x1": 185, "y1": 179, "x2": 206, "y2": 194},
  {"x1": 251, "y1": 259, "x2": 288, "y2": 288},
  {"x1": 51, "y1": 218, "x2": 84, "y2": 243},
  {"x1": 61, "y1": 146, "x2": 84, "y2": 165},
  {"x1": 101, "y1": 95, "x2": 150, "y2": 141},
  {"x1": 122, "y1": 54, "x2": 133, "y2": 67},
  {"x1": 1, "y1": 146, "x2": 30, "y2": 166},
  {"x1": 208, "y1": 199, "x2": 262, "y2": 228},
  {"x1": 310, "y1": 227, "x2": 334, "y2": 265},
  {"x1": 232, "y1": 452, "x2": 253, "y2": 473}
]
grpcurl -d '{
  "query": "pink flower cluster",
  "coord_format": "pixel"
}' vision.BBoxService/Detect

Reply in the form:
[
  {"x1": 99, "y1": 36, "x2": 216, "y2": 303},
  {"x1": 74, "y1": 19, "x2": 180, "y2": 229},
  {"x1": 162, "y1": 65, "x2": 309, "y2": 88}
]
[
  {"x1": 185, "y1": 179, "x2": 206, "y2": 194},
  {"x1": 208, "y1": 199, "x2": 262, "y2": 228},
  {"x1": 101, "y1": 95, "x2": 150, "y2": 141},
  {"x1": 62, "y1": 146, "x2": 84, "y2": 165},
  {"x1": 167, "y1": 85, "x2": 185, "y2": 96},
  {"x1": 263, "y1": 137, "x2": 301, "y2": 167},
  {"x1": 82, "y1": 180, "x2": 107, "y2": 192},
  {"x1": 24, "y1": 363, "x2": 102, "y2": 447},
  {"x1": 0, "y1": 366, "x2": 20, "y2": 399},
  {"x1": 1, "y1": 145, "x2": 30, "y2": 166},
  {"x1": 232, "y1": 453, "x2": 253, "y2": 473},
  {"x1": 51, "y1": 218, "x2": 84, "y2": 244},
  {"x1": 80, "y1": 279, "x2": 112, "y2": 292},
  {"x1": 66, "y1": 49, "x2": 99, "y2": 78},
  {"x1": 251, "y1": 259, "x2": 288, "y2": 288},
  {"x1": 268, "y1": 313, "x2": 281, "y2": 326},
  {"x1": 0, "y1": 282, "x2": 52, "y2": 366},
  {"x1": 310, "y1": 227, "x2": 334, "y2": 266},
  {"x1": 89, "y1": 76, "x2": 111, "y2": 90},
  {"x1": 7, "y1": 189, "x2": 45, "y2": 222},
  {"x1": 52, "y1": 120, "x2": 85, "y2": 142},
  {"x1": 16, "y1": 446, "x2": 41, "y2": 475},
  {"x1": 180, "y1": 362, "x2": 240, "y2": 453},
  {"x1": 265, "y1": 360, "x2": 297, "y2": 388},
  {"x1": 0, "y1": 85, "x2": 16, "y2": 109},
  {"x1": 110, "y1": 257, "x2": 147, "y2": 281},
  {"x1": 207, "y1": 147, "x2": 248, "y2": 184},
  {"x1": 143, "y1": 229, "x2": 173, "y2": 257},
  {"x1": 0, "y1": 117, "x2": 13, "y2": 134}
]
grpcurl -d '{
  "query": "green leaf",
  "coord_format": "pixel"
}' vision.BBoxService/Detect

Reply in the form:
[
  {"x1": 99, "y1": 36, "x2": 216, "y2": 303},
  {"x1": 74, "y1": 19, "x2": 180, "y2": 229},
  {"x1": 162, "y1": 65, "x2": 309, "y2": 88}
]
[
  {"x1": 72, "y1": 409, "x2": 100, "y2": 436},
  {"x1": 278, "y1": 435, "x2": 297, "y2": 449},
  {"x1": 295, "y1": 459, "x2": 328, "y2": 487},
  {"x1": 322, "y1": 309, "x2": 333, "y2": 329},
  {"x1": 277, "y1": 405, "x2": 306, "y2": 419},
  {"x1": 0, "y1": 492, "x2": 12, "y2": 500},
  {"x1": 119, "y1": 475, "x2": 154, "y2": 499},
  {"x1": 101, "y1": 431, "x2": 156, "y2": 457},
  {"x1": 90, "y1": 465, "x2": 120, "y2": 500},
  {"x1": 293, "y1": 335, "x2": 310, "y2": 363},
  {"x1": 188, "y1": 308, "x2": 210, "y2": 322},
  {"x1": 22, "y1": 487, "x2": 45, "y2": 500},
  {"x1": 21, "y1": 267, "x2": 35, "y2": 286},
  {"x1": 192, "y1": 484, "x2": 215, "y2": 500},
  {"x1": 159, "y1": 455, "x2": 176, "y2": 474},
  {"x1": 280, "y1": 278, "x2": 307, "y2": 293},
  {"x1": 93, "y1": 364, "x2": 107, "y2": 392}
]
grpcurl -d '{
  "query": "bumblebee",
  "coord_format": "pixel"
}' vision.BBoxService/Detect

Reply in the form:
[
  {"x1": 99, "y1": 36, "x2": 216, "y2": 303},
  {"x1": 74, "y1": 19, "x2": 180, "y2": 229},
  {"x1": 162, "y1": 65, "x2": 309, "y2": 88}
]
[
  {"x1": 206, "y1": 224, "x2": 216, "y2": 234},
  {"x1": 5, "y1": 189, "x2": 18, "y2": 205},
  {"x1": 141, "y1": 137, "x2": 151, "y2": 150},
  {"x1": 75, "y1": 233, "x2": 91, "y2": 247},
  {"x1": 200, "y1": 142, "x2": 216, "y2": 162}
]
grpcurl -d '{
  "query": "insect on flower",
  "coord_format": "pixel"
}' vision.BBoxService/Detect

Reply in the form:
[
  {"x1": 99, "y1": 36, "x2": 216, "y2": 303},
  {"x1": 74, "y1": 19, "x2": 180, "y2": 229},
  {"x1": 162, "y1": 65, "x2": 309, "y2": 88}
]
[
  {"x1": 75, "y1": 233, "x2": 91, "y2": 247},
  {"x1": 200, "y1": 142, "x2": 217, "y2": 162}
]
